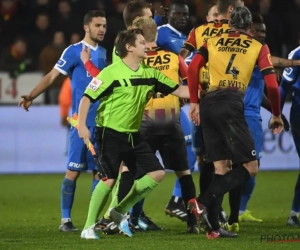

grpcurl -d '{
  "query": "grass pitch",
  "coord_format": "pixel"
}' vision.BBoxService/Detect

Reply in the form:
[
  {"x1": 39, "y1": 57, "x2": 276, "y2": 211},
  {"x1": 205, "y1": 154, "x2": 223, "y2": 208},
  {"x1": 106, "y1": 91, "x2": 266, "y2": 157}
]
[{"x1": 0, "y1": 171, "x2": 300, "y2": 250}]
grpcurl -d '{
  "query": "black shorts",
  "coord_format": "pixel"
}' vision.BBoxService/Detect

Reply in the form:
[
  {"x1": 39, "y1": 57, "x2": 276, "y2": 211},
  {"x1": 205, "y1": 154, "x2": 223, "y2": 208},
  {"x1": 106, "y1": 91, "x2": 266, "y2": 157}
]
[
  {"x1": 138, "y1": 121, "x2": 189, "y2": 172},
  {"x1": 95, "y1": 127, "x2": 164, "y2": 180},
  {"x1": 200, "y1": 89, "x2": 257, "y2": 164}
]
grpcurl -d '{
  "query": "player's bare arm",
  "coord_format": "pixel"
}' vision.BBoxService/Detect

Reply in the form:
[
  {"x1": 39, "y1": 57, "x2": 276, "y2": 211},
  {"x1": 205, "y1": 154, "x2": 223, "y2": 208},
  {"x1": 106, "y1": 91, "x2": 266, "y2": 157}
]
[
  {"x1": 179, "y1": 48, "x2": 191, "y2": 59},
  {"x1": 19, "y1": 68, "x2": 61, "y2": 111},
  {"x1": 271, "y1": 56, "x2": 300, "y2": 68},
  {"x1": 171, "y1": 85, "x2": 189, "y2": 99},
  {"x1": 77, "y1": 96, "x2": 91, "y2": 146}
]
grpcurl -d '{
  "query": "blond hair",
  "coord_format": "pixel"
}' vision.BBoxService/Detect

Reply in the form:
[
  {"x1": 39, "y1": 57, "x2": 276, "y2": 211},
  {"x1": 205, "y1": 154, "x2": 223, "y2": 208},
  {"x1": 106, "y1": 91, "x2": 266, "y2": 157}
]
[{"x1": 132, "y1": 17, "x2": 157, "y2": 43}]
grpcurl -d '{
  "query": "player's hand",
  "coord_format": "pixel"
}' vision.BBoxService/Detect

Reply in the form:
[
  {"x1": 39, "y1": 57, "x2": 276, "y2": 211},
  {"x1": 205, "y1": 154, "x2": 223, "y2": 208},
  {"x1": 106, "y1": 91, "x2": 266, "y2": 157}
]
[
  {"x1": 155, "y1": 6, "x2": 168, "y2": 16},
  {"x1": 80, "y1": 43, "x2": 91, "y2": 64},
  {"x1": 61, "y1": 117, "x2": 70, "y2": 128},
  {"x1": 281, "y1": 114, "x2": 290, "y2": 131},
  {"x1": 19, "y1": 95, "x2": 33, "y2": 111},
  {"x1": 78, "y1": 125, "x2": 90, "y2": 147},
  {"x1": 269, "y1": 115, "x2": 283, "y2": 135},
  {"x1": 189, "y1": 103, "x2": 200, "y2": 125}
]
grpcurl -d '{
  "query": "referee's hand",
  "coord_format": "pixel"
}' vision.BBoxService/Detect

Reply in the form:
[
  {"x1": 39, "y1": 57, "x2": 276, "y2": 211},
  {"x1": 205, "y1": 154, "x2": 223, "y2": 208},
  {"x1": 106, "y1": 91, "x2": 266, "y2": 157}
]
[{"x1": 78, "y1": 125, "x2": 91, "y2": 147}]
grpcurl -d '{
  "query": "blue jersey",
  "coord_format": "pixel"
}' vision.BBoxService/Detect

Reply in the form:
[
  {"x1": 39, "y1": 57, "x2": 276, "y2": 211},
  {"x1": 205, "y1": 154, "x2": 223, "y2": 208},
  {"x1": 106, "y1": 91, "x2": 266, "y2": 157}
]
[
  {"x1": 281, "y1": 46, "x2": 300, "y2": 123},
  {"x1": 157, "y1": 24, "x2": 186, "y2": 54},
  {"x1": 244, "y1": 66, "x2": 265, "y2": 118},
  {"x1": 185, "y1": 51, "x2": 196, "y2": 66},
  {"x1": 54, "y1": 41, "x2": 107, "y2": 126}
]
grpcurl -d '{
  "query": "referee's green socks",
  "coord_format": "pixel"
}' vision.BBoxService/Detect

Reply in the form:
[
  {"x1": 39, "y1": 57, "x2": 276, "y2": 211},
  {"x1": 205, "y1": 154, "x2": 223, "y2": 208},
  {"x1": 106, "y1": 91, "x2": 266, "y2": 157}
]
[
  {"x1": 115, "y1": 175, "x2": 159, "y2": 214},
  {"x1": 84, "y1": 181, "x2": 112, "y2": 229}
]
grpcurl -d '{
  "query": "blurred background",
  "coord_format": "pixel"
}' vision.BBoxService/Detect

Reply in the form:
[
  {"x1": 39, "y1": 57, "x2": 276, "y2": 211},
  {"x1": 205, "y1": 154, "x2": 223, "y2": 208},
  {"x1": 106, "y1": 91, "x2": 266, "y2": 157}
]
[{"x1": 0, "y1": 0, "x2": 299, "y2": 173}]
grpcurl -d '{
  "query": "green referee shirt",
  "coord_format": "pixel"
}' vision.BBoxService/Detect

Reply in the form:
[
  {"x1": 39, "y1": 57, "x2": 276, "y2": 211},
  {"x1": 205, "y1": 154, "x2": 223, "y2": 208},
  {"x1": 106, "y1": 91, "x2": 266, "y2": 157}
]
[
  {"x1": 84, "y1": 60, "x2": 179, "y2": 133},
  {"x1": 112, "y1": 46, "x2": 121, "y2": 64}
]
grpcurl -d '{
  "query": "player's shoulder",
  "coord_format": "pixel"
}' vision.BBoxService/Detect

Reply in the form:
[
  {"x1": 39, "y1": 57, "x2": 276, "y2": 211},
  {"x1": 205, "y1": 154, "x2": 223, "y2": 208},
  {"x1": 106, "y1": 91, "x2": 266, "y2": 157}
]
[
  {"x1": 157, "y1": 24, "x2": 169, "y2": 32},
  {"x1": 194, "y1": 21, "x2": 222, "y2": 30},
  {"x1": 68, "y1": 41, "x2": 83, "y2": 50},
  {"x1": 288, "y1": 46, "x2": 300, "y2": 59},
  {"x1": 96, "y1": 44, "x2": 107, "y2": 53},
  {"x1": 193, "y1": 21, "x2": 213, "y2": 31}
]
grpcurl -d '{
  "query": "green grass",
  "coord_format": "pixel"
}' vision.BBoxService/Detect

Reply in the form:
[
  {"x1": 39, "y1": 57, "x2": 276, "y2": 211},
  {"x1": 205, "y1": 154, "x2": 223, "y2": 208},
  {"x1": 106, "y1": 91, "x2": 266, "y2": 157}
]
[{"x1": 1, "y1": 172, "x2": 300, "y2": 250}]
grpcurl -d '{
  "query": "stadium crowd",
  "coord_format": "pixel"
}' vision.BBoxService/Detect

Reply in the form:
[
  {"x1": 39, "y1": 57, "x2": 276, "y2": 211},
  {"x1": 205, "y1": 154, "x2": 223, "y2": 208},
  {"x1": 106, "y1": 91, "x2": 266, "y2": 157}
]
[{"x1": 0, "y1": 0, "x2": 300, "y2": 104}]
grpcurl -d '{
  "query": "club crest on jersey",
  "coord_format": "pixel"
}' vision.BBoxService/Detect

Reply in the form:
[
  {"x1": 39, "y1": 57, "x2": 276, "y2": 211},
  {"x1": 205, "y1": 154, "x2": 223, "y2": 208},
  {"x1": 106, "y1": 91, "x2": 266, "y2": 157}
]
[
  {"x1": 57, "y1": 58, "x2": 66, "y2": 67},
  {"x1": 88, "y1": 78, "x2": 102, "y2": 92}
]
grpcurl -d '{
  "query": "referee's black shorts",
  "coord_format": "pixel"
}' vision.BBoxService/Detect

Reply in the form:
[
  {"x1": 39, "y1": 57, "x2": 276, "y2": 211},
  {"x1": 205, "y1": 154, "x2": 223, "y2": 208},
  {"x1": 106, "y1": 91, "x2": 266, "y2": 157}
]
[
  {"x1": 95, "y1": 127, "x2": 164, "y2": 180},
  {"x1": 200, "y1": 89, "x2": 257, "y2": 164}
]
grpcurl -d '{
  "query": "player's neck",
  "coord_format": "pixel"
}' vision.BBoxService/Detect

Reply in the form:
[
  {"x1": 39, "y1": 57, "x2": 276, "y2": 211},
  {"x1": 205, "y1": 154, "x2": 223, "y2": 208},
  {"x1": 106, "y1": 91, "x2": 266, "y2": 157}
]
[
  {"x1": 230, "y1": 28, "x2": 249, "y2": 34},
  {"x1": 122, "y1": 55, "x2": 142, "y2": 71},
  {"x1": 83, "y1": 37, "x2": 97, "y2": 48},
  {"x1": 218, "y1": 14, "x2": 229, "y2": 21},
  {"x1": 146, "y1": 42, "x2": 157, "y2": 48}
]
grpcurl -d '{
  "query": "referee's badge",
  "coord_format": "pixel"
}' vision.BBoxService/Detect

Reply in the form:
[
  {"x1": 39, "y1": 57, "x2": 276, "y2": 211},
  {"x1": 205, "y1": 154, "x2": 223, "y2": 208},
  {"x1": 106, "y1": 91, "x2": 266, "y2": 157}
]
[{"x1": 88, "y1": 78, "x2": 102, "y2": 92}]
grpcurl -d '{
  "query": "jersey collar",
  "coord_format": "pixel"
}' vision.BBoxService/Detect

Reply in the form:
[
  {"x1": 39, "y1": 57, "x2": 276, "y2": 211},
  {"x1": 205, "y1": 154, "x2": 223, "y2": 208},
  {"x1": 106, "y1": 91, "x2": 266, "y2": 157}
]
[
  {"x1": 82, "y1": 41, "x2": 98, "y2": 51},
  {"x1": 165, "y1": 24, "x2": 184, "y2": 37}
]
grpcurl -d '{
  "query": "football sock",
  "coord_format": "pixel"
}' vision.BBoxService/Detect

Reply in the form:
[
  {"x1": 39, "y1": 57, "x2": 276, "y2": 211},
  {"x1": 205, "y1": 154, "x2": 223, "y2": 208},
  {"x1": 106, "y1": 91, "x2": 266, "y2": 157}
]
[
  {"x1": 84, "y1": 181, "x2": 111, "y2": 229},
  {"x1": 118, "y1": 171, "x2": 134, "y2": 202},
  {"x1": 239, "y1": 176, "x2": 255, "y2": 213},
  {"x1": 198, "y1": 166, "x2": 251, "y2": 208},
  {"x1": 207, "y1": 174, "x2": 224, "y2": 230},
  {"x1": 103, "y1": 179, "x2": 120, "y2": 220},
  {"x1": 228, "y1": 184, "x2": 242, "y2": 224},
  {"x1": 91, "y1": 178, "x2": 99, "y2": 194},
  {"x1": 130, "y1": 199, "x2": 145, "y2": 218},
  {"x1": 115, "y1": 175, "x2": 159, "y2": 214},
  {"x1": 179, "y1": 175, "x2": 197, "y2": 225},
  {"x1": 61, "y1": 178, "x2": 76, "y2": 220},
  {"x1": 291, "y1": 174, "x2": 300, "y2": 213},
  {"x1": 172, "y1": 178, "x2": 182, "y2": 198},
  {"x1": 199, "y1": 162, "x2": 214, "y2": 194}
]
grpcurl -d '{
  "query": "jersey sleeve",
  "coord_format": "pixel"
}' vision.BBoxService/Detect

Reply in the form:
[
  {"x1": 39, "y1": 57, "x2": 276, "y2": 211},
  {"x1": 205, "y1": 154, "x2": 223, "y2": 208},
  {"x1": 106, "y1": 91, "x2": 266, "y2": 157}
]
[
  {"x1": 187, "y1": 43, "x2": 208, "y2": 103},
  {"x1": 84, "y1": 70, "x2": 115, "y2": 102},
  {"x1": 178, "y1": 55, "x2": 188, "y2": 80},
  {"x1": 282, "y1": 50, "x2": 300, "y2": 83},
  {"x1": 257, "y1": 44, "x2": 280, "y2": 116},
  {"x1": 154, "y1": 68, "x2": 179, "y2": 95},
  {"x1": 54, "y1": 46, "x2": 76, "y2": 75},
  {"x1": 257, "y1": 44, "x2": 276, "y2": 76},
  {"x1": 182, "y1": 28, "x2": 196, "y2": 53}
]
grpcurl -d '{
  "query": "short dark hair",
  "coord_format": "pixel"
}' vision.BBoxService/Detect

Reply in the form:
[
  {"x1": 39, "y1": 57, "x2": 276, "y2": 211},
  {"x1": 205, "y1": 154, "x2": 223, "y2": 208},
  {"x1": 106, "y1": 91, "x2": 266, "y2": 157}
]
[
  {"x1": 230, "y1": 6, "x2": 252, "y2": 30},
  {"x1": 207, "y1": 3, "x2": 217, "y2": 14},
  {"x1": 123, "y1": 0, "x2": 150, "y2": 27},
  {"x1": 217, "y1": 0, "x2": 242, "y2": 15},
  {"x1": 251, "y1": 13, "x2": 264, "y2": 24},
  {"x1": 170, "y1": 0, "x2": 188, "y2": 8},
  {"x1": 115, "y1": 29, "x2": 144, "y2": 59},
  {"x1": 83, "y1": 10, "x2": 105, "y2": 25}
]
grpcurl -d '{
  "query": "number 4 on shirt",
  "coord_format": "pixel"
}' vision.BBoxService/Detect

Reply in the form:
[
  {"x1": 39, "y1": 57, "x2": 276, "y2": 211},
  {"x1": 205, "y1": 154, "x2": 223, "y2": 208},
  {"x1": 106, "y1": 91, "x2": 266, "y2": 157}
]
[{"x1": 226, "y1": 54, "x2": 240, "y2": 80}]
